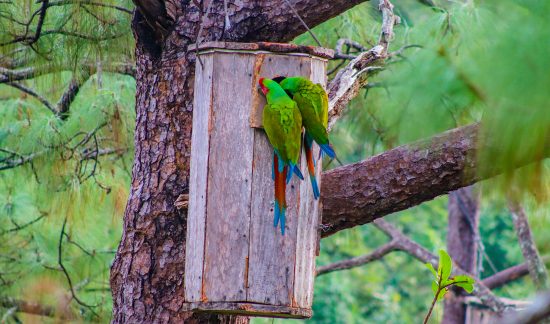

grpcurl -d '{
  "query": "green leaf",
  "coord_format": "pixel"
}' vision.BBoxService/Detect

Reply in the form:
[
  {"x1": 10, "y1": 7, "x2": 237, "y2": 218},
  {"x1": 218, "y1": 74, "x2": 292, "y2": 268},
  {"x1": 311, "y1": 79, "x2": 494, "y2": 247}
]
[
  {"x1": 438, "y1": 288, "x2": 448, "y2": 301},
  {"x1": 453, "y1": 275, "x2": 475, "y2": 293},
  {"x1": 442, "y1": 279, "x2": 455, "y2": 287},
  {"x1": 438, "y1": 249, "x2": 452, "y2": 281},
  {"x1": 431, "y1": 281, "x2": 439, "y2": 296},
  {"x1": 425, "y1": 263, "x2": 438, "y2": 278}
]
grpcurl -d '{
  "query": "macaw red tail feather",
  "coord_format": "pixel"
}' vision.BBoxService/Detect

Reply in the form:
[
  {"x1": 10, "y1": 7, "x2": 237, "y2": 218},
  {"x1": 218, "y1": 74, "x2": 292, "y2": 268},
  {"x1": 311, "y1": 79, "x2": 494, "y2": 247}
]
[{"x1": 273, "y1": 153, "x2": 287, "y2": 235}]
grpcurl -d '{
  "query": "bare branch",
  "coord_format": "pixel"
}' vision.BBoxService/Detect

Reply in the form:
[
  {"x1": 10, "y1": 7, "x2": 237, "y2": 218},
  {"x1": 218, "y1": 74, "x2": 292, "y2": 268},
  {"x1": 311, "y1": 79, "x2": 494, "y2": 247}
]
[
  {"x1": 327, "y1": 0, "x2": 400, "y2": 129},
  {"x1": 483, "y1": 263, "x2": 531, "y2": 290},
  {"x1": 56, "y1": 71, "x2": 91, "y2": 119},
  {"x1": 508, "y1": 200, "x2": 549, "y2": 290},
  {"x1": 334, "y1": 38, "x2": 369, "y2": 60},
  {"x1": 327, "y1": 45, "x2": 384, "y2": 130},
  {"x1": 0, "y1": 63, "x2": 135, "y2": 84},
  {"x1": 316, "y1": 241, "x2": 398, "y2": 276}
]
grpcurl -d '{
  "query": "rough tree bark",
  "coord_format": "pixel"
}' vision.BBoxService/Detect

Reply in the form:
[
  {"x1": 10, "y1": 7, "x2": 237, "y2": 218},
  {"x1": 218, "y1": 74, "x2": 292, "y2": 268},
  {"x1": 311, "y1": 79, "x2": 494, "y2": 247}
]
[
  {"x1": 110, "y1": 0, "x2": 368, "y2": 322},
  {"x1": 320, "y1": 123, "x2": 550, "y2": 236},
  {"x1": 443, "y1": 186, "x2": 480, "y2": 324}
]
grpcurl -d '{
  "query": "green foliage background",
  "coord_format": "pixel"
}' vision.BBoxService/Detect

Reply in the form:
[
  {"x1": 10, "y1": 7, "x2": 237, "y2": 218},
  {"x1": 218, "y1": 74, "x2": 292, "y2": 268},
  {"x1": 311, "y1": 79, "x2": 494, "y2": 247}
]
[{"x1": 0, "y1": 0, "x2": 549, "y2": 322}]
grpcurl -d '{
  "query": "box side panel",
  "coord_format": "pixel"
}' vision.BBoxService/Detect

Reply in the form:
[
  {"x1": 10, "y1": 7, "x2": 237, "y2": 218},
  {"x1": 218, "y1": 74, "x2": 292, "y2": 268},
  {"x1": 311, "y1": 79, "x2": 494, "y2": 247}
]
[
  {"x1": 202, "y1": 53, "x2": 256, "y2": 301},
  {"x1": 247, "y1": 54, "x2": 312, "y2": 306},
  {"x1": 185, "y1": 54, "x2": 214, "y2": 302},
  {"x1": 293, "y1": 57, "x2": 326, "y2": 308}
]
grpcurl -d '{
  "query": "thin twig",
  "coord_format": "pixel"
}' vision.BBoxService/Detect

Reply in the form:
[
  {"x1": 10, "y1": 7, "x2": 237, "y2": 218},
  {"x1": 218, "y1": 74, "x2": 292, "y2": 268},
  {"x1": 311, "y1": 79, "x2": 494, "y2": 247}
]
[
  {"x1": 317, "y1": 241, "x2": 398, "y2": 276},
  {"x1": 282, "y1": 0, "x2": 322, "y2": 47},
  {"x1": 0, "y1": 214, "x2": 46, "y2": 235},
  {"x1": 57, "y1": 217, "x2": 98, "y2": 315},
  {"x1": 6, "y1": 82, "x2": 56, "y2": 114}
]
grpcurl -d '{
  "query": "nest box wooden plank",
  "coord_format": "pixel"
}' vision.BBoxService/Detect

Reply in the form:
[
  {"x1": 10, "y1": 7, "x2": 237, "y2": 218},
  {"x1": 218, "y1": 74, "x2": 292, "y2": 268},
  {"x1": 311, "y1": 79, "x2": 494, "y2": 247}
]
[{"x1": 184, "y1": 42, "x2": 334, "y2": 319}]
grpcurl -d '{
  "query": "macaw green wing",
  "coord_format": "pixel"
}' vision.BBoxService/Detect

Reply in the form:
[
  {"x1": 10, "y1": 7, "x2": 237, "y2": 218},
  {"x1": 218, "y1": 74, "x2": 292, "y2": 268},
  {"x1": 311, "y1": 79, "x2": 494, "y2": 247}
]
[
  {"x1": 314, "y1": 83, "x2": 329, "y2": 128},
  {"x1": 293, "y1": 91, "x2": 329, "y2": 146},
  {"x1": 262, "y1": 101, "x2": 303, "y2": 165}
]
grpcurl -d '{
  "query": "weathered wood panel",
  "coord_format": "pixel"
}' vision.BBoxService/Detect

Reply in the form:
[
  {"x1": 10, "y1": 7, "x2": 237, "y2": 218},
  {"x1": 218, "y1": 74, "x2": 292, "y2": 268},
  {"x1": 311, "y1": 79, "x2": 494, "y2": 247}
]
[
  {"x1": 246, "y1": 54, "x2": 312, "y2": 306},
  {"x1": 202, "y1": 53, "x2": 256, "y2": 301},
  {"x1": 183, "y1": 301, "x2": 312, "y2": 318},
  {"x1": 185, "y1": 43, "x2": 328, "y2": 317},
  {"x1": 185, "y1": 54, "x2": 214, "y2": 302},
  {"x1": 292, "y1": 58, "x2": 327, "y2": 308}
]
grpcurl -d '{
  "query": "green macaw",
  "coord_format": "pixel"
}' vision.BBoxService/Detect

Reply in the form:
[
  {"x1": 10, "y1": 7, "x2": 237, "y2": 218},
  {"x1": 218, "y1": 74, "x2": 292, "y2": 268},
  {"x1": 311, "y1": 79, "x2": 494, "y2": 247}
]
[
  {"x1": 273, "y1": 76, "x2": 335, "y2": 200},
  {"x1": 258, "y1": 77, "x2": 304, "y2": 235}
]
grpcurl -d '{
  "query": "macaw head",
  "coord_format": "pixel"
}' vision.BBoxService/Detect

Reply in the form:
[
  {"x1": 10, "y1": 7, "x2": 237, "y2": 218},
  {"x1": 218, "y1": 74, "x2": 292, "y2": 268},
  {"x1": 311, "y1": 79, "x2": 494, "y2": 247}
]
[{"x1": 258, "y1": 77, "x2": 269, "y2": 95}]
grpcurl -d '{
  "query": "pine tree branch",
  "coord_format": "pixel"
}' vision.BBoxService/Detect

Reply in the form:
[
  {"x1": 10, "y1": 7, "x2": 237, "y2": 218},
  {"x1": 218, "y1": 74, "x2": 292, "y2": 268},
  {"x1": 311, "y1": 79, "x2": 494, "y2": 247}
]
[
  {"x1": 0, "y1": 0, "x2": 49, "y2": 46},
  {"x1": 320, "y1": 123, "x2": 550, "y2": 237},
  {"x1": 5, "y1": 81, "x2": 56, "y2": 113},
  {"x1": 56, "y1": 71, "x2": 91, "y2": 120},
  {"x1": 0, "y1": 63, "x2": 135, "y2": 84}
]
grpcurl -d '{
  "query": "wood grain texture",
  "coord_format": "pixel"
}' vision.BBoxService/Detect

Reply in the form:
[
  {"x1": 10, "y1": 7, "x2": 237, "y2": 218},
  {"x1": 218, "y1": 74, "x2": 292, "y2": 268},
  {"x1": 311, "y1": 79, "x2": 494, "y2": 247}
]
[
  {"x1": 202, "y1": 53, "x2": 257, "y2": 302},
  {"x1": 183, "y1": 302, "x2": 311, "y2": 319},
  {"x1": 184, "y1": 48, "x2": 325, "y2": 317},
  {"x1": 194, "y1": 41, "x2": 334, "y2": 59},
  {"x1": 185, "y1": 54, "x2": 214, "y2": 302}
]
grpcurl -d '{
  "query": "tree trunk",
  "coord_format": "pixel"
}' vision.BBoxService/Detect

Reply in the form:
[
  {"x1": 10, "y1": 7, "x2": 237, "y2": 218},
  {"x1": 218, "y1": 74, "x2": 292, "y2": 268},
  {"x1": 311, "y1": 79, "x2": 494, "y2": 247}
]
[
  {"x1": 109, "y1": 1, "x2": 367, "y2": 322},
  {"x1": 443, "y1": 186, "x2": 480, "y2": 324}
]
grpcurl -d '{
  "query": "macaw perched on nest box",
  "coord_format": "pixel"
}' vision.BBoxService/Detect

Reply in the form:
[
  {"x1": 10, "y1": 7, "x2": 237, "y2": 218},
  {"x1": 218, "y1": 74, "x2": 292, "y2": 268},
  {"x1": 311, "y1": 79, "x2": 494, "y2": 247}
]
[
  {"x1": 273, "y1": 76, "x2": 336, "y2": 200},
  {"x1": 259, "y1": 78, "x2": 304, "y2": 235}
]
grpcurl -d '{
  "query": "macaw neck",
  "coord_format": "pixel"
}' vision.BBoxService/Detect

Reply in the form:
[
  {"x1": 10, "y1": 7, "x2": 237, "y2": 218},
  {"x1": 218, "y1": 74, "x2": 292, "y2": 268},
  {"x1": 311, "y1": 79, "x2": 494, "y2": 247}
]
[
  {"x1": 280, "y1": 77, "x2": 304, "y2": 93},
  {"x1": 266, "y1": 87, "x2": 289, "y2": 101}
]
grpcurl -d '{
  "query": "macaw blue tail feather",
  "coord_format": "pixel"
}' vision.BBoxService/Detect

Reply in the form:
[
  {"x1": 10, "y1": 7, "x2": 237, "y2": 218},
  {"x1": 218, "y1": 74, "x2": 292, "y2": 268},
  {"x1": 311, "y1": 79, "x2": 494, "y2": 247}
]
[
  {"x1": 319, "y1": 143, "x2": 335, "y2": 159},
  {"x1": 273, "y1": 201, "x2": 286, "y2": 235},
  {"x1": 274, "y1": 201, "x2": 280, "y2": 227},
  {"x1": 310, "y1": 174, "x2": 320, "y2": 199},
  {"x1": 286, "y1": 164, "x2": 304, "y2": 183}
]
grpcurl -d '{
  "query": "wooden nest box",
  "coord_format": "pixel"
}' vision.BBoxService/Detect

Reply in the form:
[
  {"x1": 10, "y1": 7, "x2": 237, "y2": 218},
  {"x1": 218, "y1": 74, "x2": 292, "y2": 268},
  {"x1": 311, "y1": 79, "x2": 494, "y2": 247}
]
[{"x1": 184, "y1": 41, "x2": 334, "y2": 319}]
